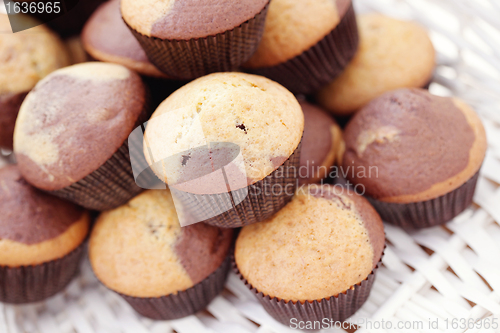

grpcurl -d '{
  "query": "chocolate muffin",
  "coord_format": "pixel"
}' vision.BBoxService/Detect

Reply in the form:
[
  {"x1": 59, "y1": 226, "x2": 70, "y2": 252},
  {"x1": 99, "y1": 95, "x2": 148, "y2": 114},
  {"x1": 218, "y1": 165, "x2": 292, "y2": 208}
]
[
  {"x1": 82, "y1": 0, "x2": 165, "y2": 77},
  {"x1": 243, "y1": 0, "x2": 359, "y2": 94},
  {"x1": 0, "y1": 14, "x2": 69, "y2": 150},
  {"x1": 0, "y1": 165, "x2": 90, "y2": 304},
  {"x1": 342, "y1": 88, "x2": 487, "y2": 228},
  {"x1": 121, "y1": 0, "x2": 270, "y2": 79},
  {"x1": 299, "y1": 101, "x2": 342, "y2": 185},
  {"x1": 89, "y1": 189, "x2": 233, "y2": 319},
  {"x1": 235, "y1": 184, "x2": 385, "y2": 325},
  {"x1": 143, "y1": 72, "x2": 304, "y2": 228},
  {"x1": 14, "y1": 62, "x2": 148, "y2": 211},
  {"x1": 317, "y1": 14, "x2": 435, "y2": 116}
]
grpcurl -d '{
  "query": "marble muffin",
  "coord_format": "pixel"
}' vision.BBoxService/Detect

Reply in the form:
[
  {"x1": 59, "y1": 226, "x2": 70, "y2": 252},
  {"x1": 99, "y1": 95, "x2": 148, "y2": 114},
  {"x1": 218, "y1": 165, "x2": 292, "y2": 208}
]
[
  {"x1": 299, "y1": 101, "x2": 342, "y2": 185},
  {"x1": 0, "y1": 165, "x2": 90, "y2": 304},
  {"x1": 89, "y1": 189, "x2": 233, "y2": 319},
  {"x1": 0, "y1": 14, "x2": 69, "y2": 150},
  {"x1": 13, "y1": 62, "x2": 148, "y2": 211},
  {"x1": 235, "y1": 184, "x2": 384, "y2": 324},
  {"x1": 342, "y1": 88, "x2": 487, "y2": 228},
  {"x1": 317, "y1": 14, "x2": 435, "y2": 116}
]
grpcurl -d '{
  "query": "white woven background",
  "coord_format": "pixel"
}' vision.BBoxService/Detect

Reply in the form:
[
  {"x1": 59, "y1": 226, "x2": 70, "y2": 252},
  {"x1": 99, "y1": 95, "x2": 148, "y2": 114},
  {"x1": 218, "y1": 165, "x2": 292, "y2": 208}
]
[{"x1": 2, "y1": 0, "x2": 500, "y2": 332}]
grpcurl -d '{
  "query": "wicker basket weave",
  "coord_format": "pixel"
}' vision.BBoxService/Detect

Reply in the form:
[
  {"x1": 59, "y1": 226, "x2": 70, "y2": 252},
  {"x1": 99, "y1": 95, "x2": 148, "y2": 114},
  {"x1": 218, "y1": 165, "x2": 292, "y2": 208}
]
[{"x1": 2, "y1": 0, "x2": 500, "y2": 332}]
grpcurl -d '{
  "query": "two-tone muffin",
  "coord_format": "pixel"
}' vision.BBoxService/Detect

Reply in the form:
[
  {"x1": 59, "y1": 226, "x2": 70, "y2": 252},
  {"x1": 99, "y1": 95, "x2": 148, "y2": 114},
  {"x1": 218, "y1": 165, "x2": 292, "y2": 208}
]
[
  {"x1": 89, "y1": 190, "x2": 233, "y2": 319},
  {"x1": 235, "y1": 184, "x2": 385, "y2": 325},
  {"x1": 0, "y1": 14, "x2": 69, "y2": 150},
  {"x1": 143, "y1": 72, "x2": 304, "y2": 228},
  {"x1": 14, "y1": 62, "x2": 149, "y2": 211},
  {"x1": 243, "y1": 0, "x2": 359, "y2": 94},
  {"x1": 121, "y1": 0, "x2": 270, "y2": 79},
  {"x1": 0, "y1": 165, "x2": 90, "y2": 304},
  {"x1": 342, "y1": 88, "x2": 487, "y2": 228},
  {"x1": 317, "y1": 14, "x2": 435, "y2": 117}
]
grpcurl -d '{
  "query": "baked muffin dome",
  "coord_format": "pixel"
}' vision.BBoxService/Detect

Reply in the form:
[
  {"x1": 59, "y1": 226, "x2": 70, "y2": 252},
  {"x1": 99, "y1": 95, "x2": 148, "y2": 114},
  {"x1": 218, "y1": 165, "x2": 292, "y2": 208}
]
[
  {"x1": 0, "y1": 165, "x2": 90, "y2": 267},
  {"x1": 235, "y1": 184, "x2": 384, "y2": 302},
  {"x1": 342, "y1": 88, "x2": 487, "y2": 203},
  {"x1": 83, "y1": 0, "x2": 164, "y2": 77},
  {"x1": 89, "y1": 189, "x2": 233, "y2": 298},
  {"x1": 144, "y1": 72, "x2": 304, "y2": 187},
  {"x1": 317, "y1": 14, "x2": 435, "y2": 116},
  {"x1": 121, "y1": 0, "x2": 269, "y2": 39},
  {"x1": 14, "y1": 62, "x2": 147, "y2": 192}
]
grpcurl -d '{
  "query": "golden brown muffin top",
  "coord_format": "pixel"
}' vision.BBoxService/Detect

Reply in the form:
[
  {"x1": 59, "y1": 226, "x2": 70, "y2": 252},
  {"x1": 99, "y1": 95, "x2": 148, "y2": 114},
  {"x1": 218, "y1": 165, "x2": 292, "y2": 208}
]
[
  {"x1": 317, "y1": 14, "x2": 435, "y2": 116},
  {"x1": 89, "y1": 190, "x2": 232, "y2": 298},
  {"x1": 235, "y1": 184, "x2": 384, "y2": 302}
]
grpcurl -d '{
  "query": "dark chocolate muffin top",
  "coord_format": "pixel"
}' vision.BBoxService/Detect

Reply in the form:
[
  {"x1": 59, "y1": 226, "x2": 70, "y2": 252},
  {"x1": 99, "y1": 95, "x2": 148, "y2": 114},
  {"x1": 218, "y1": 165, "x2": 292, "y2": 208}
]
[
  {"x1": 342, "y1": 88, "x2": 487, "y2": 203},
  {"x1": 14, "y1": 62, "x2": 147, "y2": 191},
  {"x1": 121, "y1": 0, "x2": 269, "y2": 39},
  {"x1": 89, "y1": 189, "x2": 233, "y2": 297}
]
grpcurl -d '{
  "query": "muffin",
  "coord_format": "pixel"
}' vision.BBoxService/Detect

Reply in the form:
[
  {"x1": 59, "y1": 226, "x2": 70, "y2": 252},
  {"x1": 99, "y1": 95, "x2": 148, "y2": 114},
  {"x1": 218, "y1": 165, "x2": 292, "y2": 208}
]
[
  {"x1": 14, "y1": 62, "x2": 149, "y2": 211},
  {"x1": 243, "y1": 0, "x2": 359, "y2": 94},
  {"x1": 235, "y1": 184, "x2": 385, "y2": 325},
  {"x1": 121, "y1": 0, "x2": 270, "y2": 79},
  {"x1": 82, "y1": 0, "x2": 165, "y2": 77},
  {"x1": 0, "y1": 14, "x2": 69, "y2": 150},
  {"x1": 65, "y1": 36, "x2": 90, "y2": 65},
  {"x1": 89, "y1": 190, "x2": 233, "y2": 320},
  {"x1": 0, "y1": 165, "x2": 90, "y2": 304},
  {"x1": 342, "y1": 88, "x2": 487, "y2": 228},
  {"x1": 299, "y1": 101, "x2": 342, "y2": 185},
  {"x1": 317, "y1": 14, "x2": 435, "y2": 116},
  {"x1": 143, "y1": 72, "x2": 304, "y2": 228}
]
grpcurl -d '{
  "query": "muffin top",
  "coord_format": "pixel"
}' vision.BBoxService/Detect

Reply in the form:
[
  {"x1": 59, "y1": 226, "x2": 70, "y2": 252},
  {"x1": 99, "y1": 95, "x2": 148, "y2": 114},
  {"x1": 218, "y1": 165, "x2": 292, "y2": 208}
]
[
  {"x1": 121, "y1": 0, "x2": 269, "y2": 39},
  {"x1": 89, "y1": 190, "x2": 233, "y2": 298},
  {"x1": 14, "y1": 62, "x2": 147, "y2": 191},
  {"x1": 342, "y1": 89, "x2": 487, "y2": 203},
  {"x1": 244, "y1": 0, "x2": 351, "y2": 68},
  {"x1": 0, "y1": 14, "x2": 70, "y2": 96},
  {"x1": 235, "y1": 184, "x2": 384, "y2": 302},
  {"x1": 0, "y1": 165, "x2": 90, "y2": 267},
  {"x1": 317, "y1": 14, "x2": 435, "y2": 116},
  {"x1": 83, "y1": 0, "x2": 164, "y2": 77},
  {"x1": 144, "y1": 72, "x2": 304, "y2": 188},
  {"x1": 299, "y1": 101, "x2": 341, "y2": 185}
]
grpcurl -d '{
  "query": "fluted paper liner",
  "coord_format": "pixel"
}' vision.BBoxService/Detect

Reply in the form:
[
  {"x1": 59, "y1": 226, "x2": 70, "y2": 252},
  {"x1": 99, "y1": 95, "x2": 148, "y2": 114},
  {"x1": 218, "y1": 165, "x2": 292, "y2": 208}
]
[
  {"x1": 0, "y1": 243, "x2": 85, "y2": 304},
  {"x1": 368, "y1": 170, "x2": 480, "y2": 229},
  {"x1": 233, "y1": 249, "x2": 384, "y2": 327},
  {"x1": 246, "y1": 3, "x2": 358, "y2": 95},
  {"x1": 170, "y1": 141, "x2": 302, "y2": 228},
  {"x1": 126, "y1": 2, "x2": 270, "y2": 80},
  {"x1": 120, "y1": 255, "x2": 231, "y2": 320}
]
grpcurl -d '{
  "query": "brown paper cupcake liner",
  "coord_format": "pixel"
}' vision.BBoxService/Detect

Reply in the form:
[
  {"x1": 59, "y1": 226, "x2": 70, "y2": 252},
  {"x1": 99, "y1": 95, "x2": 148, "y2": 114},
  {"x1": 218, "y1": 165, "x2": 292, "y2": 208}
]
[
  {"x1": 0, "y1": 242, "x2": 85, "y2": 304},
  {"x1": 125, "y1": 2, "x2": 270, "y2": 80},
  {"x1": 170, "y1": 141, "x2": 302, "y2": 228},
  {"x1": 0, "y1": 91, "x2": 28, "y2": 150},
  {"x1": 368, "y1": 170, "x2": 480, "y2": 229},
  {"x1": 120, "y1": 255, "x2": 231, "y2": 320},
  {"x1": 233, "y1": 248, "x2": 384, "y2": 327},
  {"x1": 246, "y1": 3, "x2": 359, "y2": 95}
]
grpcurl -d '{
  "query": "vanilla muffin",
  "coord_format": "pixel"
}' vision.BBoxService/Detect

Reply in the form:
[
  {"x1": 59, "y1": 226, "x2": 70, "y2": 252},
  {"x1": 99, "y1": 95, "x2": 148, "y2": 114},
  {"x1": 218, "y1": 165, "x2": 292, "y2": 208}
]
[
  {"x1": 299, "y1": 101, "x2": 342, "y2": 185},
  {"x1": 83, "y1": 0, "x2": 165, "y2": 77},
  {"x1": 243, "y1": 0, "x2": 359, "y2": 94},
  {"x1": 317, "y1": 14, "x2": 435, "y2": 116},
  {"x1": 90, "y1": 190, "x2": 233, "y2": 319},
  {"x1": 0, "y1": 14, "x2": 69, "y2": 150},
  {"x1": 144, "y1": 72, "x2": 304, "y2": 227},
  {"x1": 14, "y1": 62, "x2": 148, "y2": 211},
  {"x1": 235, "y1": 184, "x2": 384, "y2": 324},
  {"x1": 65, "y1": 37, "x2": 90, "y2": 65},
  {"x1": 121, "y1": 0, "x2": 270, "y2": 79},
  {"x1": 0, "y1": 165, "x2": 90, "y2": 304},
  {"x1": 343, "y1": 88, "x2": 487, "y2": 228}
]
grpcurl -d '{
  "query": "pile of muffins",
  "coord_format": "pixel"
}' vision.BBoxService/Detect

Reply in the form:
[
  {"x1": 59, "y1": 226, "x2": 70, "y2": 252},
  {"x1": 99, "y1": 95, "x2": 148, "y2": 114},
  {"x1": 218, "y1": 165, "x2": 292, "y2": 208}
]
[{"x1": 0, "y1": 0, "x2": 487, "y2": 328}]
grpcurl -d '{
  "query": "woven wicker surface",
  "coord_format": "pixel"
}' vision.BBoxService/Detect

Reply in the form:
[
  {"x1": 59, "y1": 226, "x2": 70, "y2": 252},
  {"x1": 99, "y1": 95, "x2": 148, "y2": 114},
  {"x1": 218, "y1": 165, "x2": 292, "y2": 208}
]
[{"x1": 1, "y1": 0, "x2": 500, "y2": 332}]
